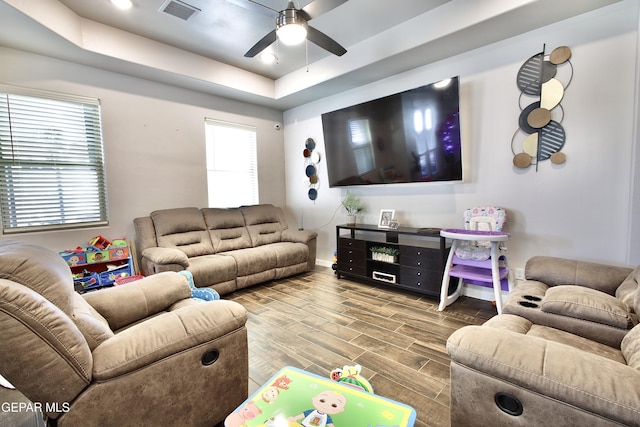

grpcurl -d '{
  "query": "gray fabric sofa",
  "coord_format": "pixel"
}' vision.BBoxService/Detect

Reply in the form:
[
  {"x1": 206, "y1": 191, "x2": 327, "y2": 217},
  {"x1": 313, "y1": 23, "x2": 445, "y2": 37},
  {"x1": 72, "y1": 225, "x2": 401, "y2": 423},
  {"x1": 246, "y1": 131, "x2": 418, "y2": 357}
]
[
  {"x1": 134, "y1": 204, "x2": 317, "y2": 295},
  {"x1": 447, "y1": 257, "x2": 640, "y2": 426}
]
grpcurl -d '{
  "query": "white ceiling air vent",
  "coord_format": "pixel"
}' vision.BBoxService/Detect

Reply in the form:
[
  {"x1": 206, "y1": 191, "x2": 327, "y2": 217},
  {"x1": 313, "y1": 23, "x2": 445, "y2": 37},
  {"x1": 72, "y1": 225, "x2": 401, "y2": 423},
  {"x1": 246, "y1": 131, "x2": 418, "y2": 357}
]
[{"x1": 159, "y1": 0, "x2": 201, "y2": 21}]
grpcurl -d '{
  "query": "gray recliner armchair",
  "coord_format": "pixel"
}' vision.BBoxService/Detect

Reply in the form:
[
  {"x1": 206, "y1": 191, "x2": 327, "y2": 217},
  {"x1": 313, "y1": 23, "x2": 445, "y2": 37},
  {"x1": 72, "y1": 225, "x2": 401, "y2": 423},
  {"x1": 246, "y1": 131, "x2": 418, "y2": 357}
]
[
  {"x1": 447, "y1": 256, "x2": 640, "y2": 426},
  {"x1": 0, "y1": 240, "x2": 248, "y2": 426},
  {"x1": 502, "y1": 256, "x2": 637, "y2": 347}
]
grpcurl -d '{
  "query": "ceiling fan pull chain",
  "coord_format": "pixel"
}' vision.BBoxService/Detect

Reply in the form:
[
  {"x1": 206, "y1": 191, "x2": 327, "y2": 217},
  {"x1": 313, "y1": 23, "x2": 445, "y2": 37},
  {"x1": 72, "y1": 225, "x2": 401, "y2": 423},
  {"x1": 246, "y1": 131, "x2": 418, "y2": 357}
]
[{"x1": 306, "y1": 38, "x2": 309, "y2": 72}]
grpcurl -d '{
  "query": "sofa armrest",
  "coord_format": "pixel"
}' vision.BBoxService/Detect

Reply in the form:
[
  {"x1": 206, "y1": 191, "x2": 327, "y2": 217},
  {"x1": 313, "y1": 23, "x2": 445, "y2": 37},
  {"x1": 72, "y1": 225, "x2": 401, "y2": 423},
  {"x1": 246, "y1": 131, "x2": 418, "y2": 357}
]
[
  {"x1": 447, "y1": 323, "x2": 640, "y2": 426},
  {"x1": 282, "y1": 229, "x2": 318, "y2": 244},
  {"x1": 141, "y1": 247, "x2": 190, "y2": 269},
  {"x1": 525, "y1": 256, "x2": 633, "y2": 295},
  {"x1": 82, "y1": 272, "x2": 191, "y2": 330},
  {"x1": 91, "y1": 300, "x2": 247, "y2": 380}
]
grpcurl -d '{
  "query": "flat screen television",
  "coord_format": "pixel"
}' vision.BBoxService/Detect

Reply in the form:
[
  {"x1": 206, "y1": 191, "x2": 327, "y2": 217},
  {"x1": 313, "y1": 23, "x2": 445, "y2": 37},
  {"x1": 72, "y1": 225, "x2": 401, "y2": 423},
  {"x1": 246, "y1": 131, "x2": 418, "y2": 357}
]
[{"x1": 321, "y1": 76, "x2": 462, "y2": 187}]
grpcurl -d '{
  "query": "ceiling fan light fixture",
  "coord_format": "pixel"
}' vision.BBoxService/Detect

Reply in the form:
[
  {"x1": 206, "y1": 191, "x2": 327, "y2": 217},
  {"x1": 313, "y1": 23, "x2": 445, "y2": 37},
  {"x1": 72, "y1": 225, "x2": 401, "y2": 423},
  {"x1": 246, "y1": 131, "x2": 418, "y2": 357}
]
[
  {"x1": 276, "y1": 7, "x2": 307, "y2": 45},
  {"x1": 277, "y1": 23, "x2": 307, "y2": 45}
]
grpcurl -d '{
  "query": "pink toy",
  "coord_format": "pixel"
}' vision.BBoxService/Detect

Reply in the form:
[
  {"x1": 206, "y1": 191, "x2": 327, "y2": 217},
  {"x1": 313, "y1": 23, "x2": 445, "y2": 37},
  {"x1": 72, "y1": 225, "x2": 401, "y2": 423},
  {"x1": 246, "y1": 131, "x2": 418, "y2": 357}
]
[{"x1": 224, "y1": 401, "x2": 262, "y2": 427}]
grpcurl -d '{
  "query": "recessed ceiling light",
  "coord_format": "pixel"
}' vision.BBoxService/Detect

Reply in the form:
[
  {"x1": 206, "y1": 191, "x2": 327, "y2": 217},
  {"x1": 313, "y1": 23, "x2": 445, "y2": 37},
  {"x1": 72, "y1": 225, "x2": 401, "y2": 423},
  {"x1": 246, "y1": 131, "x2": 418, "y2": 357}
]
[{"x1": 111, "y1": 0, "x2": 133, "y2": 9}]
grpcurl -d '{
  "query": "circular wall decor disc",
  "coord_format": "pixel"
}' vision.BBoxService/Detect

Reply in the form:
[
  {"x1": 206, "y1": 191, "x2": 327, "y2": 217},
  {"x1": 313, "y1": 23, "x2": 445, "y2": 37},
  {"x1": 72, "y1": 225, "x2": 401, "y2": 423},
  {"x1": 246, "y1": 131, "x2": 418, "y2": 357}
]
[
  {"x1": 303, "y1": 148, "x2": 311, "y2": 157},
  {"x1": 308, "y1": 188, "x2": 318, "y2": 200},
  {"x1": 550, "y1": 46, "x2": 572, "y2": 64},
  {"x1": 519, "y1": 102, "x2": 541, "y2": 134},
  {"x1": 527, "y1": 108, "x2": 551, "y2": 128},
  {"x1": 309, "y1": 175, "x2": 319, "y2": 184},
  {"x1": 305, "y1": 164, "x2": 316, "y2": 177},
  {"x1": 513, "y1": 152, "x2": 532, "y2": 168},
  {"x1": 305, "y1": 138, "x2": 316, "y2": 151},
  {"x1": 310, "y1": 151, "x2": 321, "y2": 163},
  {"x1": 550, "y1": 152, "x2": 566, "y2": 164}
]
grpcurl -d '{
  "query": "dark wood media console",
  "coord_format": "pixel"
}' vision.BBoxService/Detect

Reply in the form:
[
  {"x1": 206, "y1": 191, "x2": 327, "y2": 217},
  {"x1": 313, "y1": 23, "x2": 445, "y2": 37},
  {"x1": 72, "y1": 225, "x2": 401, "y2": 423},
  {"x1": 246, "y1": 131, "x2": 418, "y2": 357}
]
[{"x1": 335, "y1": 224, "x2": 450, "y2": 297}]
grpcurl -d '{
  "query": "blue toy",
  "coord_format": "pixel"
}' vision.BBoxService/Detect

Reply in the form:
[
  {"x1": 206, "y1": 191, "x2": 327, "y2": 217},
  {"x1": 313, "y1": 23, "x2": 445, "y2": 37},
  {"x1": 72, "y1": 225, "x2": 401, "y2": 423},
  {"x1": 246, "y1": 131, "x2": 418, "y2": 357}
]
[{"x1": 178, "y1": 270, "x2": 220, "y2": 301}]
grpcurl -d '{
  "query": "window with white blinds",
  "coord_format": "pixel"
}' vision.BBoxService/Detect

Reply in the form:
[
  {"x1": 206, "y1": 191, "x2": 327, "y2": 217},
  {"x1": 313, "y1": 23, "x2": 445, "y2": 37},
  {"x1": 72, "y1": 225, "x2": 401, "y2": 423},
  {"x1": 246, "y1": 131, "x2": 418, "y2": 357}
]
[
  {"x1": 348, "y1": 118, "x2": 374, "y2": 175},
  {"x1": 205, "y1": 119, "x2": 258, "y2": 208},
  {"x1": 0, "y1": 86, "x2": 108, "y2": 234}
]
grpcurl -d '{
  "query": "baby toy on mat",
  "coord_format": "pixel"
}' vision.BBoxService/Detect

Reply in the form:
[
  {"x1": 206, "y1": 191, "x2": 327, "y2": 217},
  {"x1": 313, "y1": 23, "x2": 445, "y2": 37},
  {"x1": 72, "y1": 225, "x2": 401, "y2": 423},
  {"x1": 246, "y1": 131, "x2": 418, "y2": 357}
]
[{"x1": 329, "y1": 364, "x2": 373, "y2": 394}]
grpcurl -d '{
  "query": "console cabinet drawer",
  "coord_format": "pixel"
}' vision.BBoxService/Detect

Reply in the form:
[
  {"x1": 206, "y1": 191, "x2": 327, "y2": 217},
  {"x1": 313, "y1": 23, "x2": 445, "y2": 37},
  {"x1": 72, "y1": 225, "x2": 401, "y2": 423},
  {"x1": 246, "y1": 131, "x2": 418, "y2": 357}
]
[
  {"x1": 337, "y1": 238, "x2": 366, "y2": 277},
  {"x1": 338, "y1": 263, "x2": 367, "y2": 277},
  {"x1": 338, "y1": 238, "x2": 366, "y2": 250},
  {"x1": 400, "y1": 266, "x2": 440, "y2": 294},
  {"x1": 400, "y1": 246, "x2": 442, "y2": 270}
]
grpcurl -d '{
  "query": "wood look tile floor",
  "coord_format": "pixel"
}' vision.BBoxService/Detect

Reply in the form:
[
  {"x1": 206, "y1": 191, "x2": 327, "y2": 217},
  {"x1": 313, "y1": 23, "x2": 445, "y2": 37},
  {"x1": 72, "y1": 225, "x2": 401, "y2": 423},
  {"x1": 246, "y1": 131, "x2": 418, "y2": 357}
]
[{"x1": 226, "y1": 267, "x2": 496, "y2": 427}]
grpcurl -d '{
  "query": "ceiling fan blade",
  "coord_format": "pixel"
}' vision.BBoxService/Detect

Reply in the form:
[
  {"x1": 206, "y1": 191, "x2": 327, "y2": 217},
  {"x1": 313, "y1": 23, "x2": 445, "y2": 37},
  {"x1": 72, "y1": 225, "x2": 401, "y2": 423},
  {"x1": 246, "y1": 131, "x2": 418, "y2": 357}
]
[
  {"x1": 301, "y1": 0, "x2": 348, "y2": 20},
  {"x1": 306, "y1": 26, "x2": 347, "y2": 56},
  {"x1": 244, "y1": 29, "x2": 277, "y2": 57}
]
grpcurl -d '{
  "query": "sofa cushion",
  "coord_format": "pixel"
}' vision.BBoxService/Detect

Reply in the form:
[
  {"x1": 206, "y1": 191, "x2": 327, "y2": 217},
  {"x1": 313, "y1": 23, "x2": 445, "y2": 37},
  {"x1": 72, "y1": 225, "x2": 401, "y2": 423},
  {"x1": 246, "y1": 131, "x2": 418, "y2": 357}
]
[
  {"x1": 151, "y1": 208, "x2": 214, "y2": 257},
  {"x1": 269, "y1": 242, "x2": 309, "y2": 267},
  {"x1": 621, "y1": 324, "x2": 640, "y2": 370},
  {"x1": 541, "y1": 285, "x2": 634, "y2": 329},
  {"x1": 187, "y1": 255, "x2": 237, "y2": 286},
  {"x1": 241, "y1": 204, "x2": 285, "y2": 246},
  {"x1": 225, "y1": 247, "x2": 276, "y2": 276},
  {"x1": 202, "y1": 208, "x2": 252, "y2": 252}
]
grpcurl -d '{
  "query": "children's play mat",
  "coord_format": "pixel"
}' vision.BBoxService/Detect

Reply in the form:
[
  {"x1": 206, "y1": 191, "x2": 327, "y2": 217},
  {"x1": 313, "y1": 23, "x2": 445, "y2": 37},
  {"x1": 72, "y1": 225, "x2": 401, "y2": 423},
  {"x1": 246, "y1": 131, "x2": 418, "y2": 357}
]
[{"x1": 225, "y1": 366, "x2": 416, "y2": 427}]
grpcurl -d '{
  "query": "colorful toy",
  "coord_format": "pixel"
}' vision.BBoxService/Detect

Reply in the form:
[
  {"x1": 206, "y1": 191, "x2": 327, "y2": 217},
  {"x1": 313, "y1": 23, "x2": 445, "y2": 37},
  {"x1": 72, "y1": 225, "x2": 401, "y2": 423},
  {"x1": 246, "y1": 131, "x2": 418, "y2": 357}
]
[
  {"x1": 177, "y1": 270, "x2": 220, "y2": 301},
  {"x1": 329, "y1": 364, "x2": 373, "y2": 394},
  {"x1": 88, "y1": 235, "x2": 111, "y2": 250}
]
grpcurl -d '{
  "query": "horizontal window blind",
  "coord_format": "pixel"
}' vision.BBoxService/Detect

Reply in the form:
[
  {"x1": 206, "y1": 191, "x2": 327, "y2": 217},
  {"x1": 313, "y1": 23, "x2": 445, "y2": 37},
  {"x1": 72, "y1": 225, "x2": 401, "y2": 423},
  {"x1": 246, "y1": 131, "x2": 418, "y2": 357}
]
[
  {"x1": 205, "y1": 118, "x2": 258, "y2": 208},
  {"x1": 0, "y1": 86, "x2": 108, "y2": 233}
]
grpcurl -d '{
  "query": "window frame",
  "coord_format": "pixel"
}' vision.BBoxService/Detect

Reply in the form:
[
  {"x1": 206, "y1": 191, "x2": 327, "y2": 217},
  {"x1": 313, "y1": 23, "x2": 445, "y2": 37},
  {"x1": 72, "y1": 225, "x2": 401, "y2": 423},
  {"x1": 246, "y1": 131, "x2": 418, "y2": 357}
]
[
  {"x1": 204, "y1": 118, "x2": 259, "y2": 208},
  {"x1": 0, "y1": 84, "x2": 109, "y2": 234}
]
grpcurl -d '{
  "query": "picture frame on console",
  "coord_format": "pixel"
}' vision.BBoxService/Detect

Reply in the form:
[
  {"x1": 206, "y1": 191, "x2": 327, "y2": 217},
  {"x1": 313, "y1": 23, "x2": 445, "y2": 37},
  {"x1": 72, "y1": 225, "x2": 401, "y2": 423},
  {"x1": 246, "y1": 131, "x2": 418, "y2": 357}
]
[{"x1": 378, "y1": 209, "x2": 395, "y2": 228}]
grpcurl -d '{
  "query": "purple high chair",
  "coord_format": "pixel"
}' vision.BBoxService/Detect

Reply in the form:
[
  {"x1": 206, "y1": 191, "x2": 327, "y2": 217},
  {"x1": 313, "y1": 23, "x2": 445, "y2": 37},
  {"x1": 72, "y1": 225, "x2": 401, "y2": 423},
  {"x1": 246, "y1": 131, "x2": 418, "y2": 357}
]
[{"x1": 438, "y1": 207, "x2": 511, "y2": 313}]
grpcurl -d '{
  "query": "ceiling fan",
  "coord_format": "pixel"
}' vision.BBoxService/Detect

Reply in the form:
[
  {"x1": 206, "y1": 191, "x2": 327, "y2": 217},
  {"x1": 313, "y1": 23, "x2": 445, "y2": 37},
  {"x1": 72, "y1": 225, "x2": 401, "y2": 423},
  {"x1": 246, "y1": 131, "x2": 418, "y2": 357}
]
[{"x1": 244, "y1": 0, "x2": 348, "y2": 58}]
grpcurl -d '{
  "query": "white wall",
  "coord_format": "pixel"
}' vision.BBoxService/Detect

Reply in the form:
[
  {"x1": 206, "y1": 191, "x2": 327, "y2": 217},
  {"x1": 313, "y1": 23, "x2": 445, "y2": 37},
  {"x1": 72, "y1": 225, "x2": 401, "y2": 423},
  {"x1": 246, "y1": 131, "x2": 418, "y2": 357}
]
[
  {"x1": 283, "y1": 1, "x2": 640, "y2": 274},
  {"x1": 0, "y1": 47, "x2": 285, "y2": 252}
]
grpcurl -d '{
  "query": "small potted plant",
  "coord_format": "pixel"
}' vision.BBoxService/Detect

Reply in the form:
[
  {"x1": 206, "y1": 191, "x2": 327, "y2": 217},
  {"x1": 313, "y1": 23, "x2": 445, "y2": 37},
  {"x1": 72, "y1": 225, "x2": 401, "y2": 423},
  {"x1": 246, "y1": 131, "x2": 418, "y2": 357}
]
[
  {"x1": 342, "y1": 191, "x2": 364, "y2": 225},
  {"x1": 370, "y1": 246, "x2": 400, "y2": 263}
]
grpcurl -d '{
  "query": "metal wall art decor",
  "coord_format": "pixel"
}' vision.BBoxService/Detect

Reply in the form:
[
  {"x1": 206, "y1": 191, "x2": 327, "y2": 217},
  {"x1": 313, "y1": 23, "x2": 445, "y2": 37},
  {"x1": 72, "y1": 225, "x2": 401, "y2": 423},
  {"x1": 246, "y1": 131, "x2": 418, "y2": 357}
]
[
  {"x1": 303, "y1": 137, "x2": 321, "y2": 201},
  {"x1": 512, "y1": 45, "x2": 573, "y2": 170}
]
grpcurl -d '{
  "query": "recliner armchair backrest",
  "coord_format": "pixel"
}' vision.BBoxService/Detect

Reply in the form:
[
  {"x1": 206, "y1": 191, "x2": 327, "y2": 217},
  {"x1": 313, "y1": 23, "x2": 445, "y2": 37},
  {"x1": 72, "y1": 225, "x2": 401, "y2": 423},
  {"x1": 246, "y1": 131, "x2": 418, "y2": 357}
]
[
  {"x1": 241, "y1": 204, "x2": 287, "y2": 247},
  {"x1": 150, "y1": 207, "x2": 215, "y2": 257},
  {"x1": 0, "y1": 240, "x2": 96, "y2": 415}
]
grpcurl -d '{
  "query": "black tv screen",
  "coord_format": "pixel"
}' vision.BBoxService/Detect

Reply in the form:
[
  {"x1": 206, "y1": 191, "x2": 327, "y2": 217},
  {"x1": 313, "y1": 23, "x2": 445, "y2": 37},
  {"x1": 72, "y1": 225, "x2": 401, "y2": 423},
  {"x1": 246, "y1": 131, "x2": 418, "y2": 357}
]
[{"x1": 321, "y1": 76, "x2": 462, "y2": 187}]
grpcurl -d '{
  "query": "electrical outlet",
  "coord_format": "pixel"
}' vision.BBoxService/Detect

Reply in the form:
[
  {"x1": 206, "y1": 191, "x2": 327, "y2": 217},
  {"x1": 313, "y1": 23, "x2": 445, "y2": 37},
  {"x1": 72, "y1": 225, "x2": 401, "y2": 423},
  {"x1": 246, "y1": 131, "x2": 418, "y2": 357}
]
[{"x1": 515, "y1": 268, "x2": 525, "y2": 280}]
